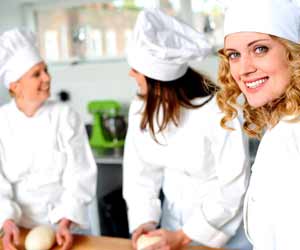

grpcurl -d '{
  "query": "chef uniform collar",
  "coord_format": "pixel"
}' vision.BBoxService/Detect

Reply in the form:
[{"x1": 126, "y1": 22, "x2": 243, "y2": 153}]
[
  {"x1": 10, "y1": 99, "x2": 48, "y2": 120},
  {"x1": 0, "y1": 28, "x2": 43, "y2": 88},
  {"x1": 224, "y1": 0, "x2": 300, "y2": 43},
  {"x1": 126, "y1": 8, "x2": 212, "y2": 82}
]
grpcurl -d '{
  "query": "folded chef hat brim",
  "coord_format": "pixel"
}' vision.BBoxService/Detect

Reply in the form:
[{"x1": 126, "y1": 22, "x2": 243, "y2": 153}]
[
  {"x1": 0, "y1": 28, "x2": 43, "y2": 88},
  {"x1": 224, "y1": 0, "x2": 300, "y2": 43},
  {"x1": 127, "y1": 47, "x2": 188, "y2": 81},
  {"x1": 0, "y1": 47, "x2": 42, "y2": 88},
  {"x1": 126, "y1": 8, "x2": 212, "y2": 82}
]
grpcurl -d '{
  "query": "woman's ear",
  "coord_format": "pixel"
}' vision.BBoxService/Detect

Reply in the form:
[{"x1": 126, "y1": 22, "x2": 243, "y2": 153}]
[
  {"x1": 9, "y1": 82, "x2": 17, "y2": 90},
  {"x1": 9, "y1": 82, "x2": 18, "y2": 96}
]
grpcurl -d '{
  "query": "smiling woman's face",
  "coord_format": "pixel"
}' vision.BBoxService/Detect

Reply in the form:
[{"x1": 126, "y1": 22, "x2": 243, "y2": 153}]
[
  {"x1": 224, "y1": 32, "x2": 291, "y2": 108},
  {"x1": 10, "y1": 62, "x2": 51, "y2": 105}
]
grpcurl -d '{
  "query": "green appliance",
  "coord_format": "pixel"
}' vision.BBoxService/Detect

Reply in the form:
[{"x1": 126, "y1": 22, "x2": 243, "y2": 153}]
[{"x1": 88, "y1": 100, "x2": 126, "y2": 151}]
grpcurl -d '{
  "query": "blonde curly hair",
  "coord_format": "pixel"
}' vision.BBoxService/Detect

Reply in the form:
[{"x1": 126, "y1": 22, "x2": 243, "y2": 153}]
[{"x1": 217, "y1": 36, "x2": 300, "y2": 138}]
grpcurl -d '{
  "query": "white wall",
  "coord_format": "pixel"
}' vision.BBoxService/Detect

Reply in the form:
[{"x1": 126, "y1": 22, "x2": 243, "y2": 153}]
[
  {"x1": 49, "y1": 55, "x2": 219, "y2": 123},
  {"x1": 0, "y1": 2, "x2": 22, "y2": 33},
  {"x1": 0, "y1": 0, "x2": 23, "y2": 105},
  {"x1": 0, "y1": 0, "x2": 220, "y2": 124},
  {"x1": 49, "y1": 60, "x2": 137, "y2": 123}
]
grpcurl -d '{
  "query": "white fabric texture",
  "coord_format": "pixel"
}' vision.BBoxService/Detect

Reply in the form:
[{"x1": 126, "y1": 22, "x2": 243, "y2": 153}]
[
  {"x1": 0, "y1": 28, "x2": 43, "y2": 88},
  {"x1": 0, "y1": 100, "x2": 97, "y2": 229},
  {"x1": 224, "y1": 0, "x2": 300, "y2": 43},
  {"x1": 244, "y1": 120, "x2": 300, "y2": 250},
  {"x1": 123, "y1": 96, "x2": 250, "y2": 248},
  {"x1": 127, "y1": 8, "x2": 212, "y2": 81}
]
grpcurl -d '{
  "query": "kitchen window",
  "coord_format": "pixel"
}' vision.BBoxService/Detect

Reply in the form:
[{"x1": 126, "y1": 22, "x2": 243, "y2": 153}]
[
  {"x1": 23, "y1": 0, "x2": 227, "y2": 64},
  {"x1": 191, "y1": 0, "x2": 227, "y2": 49}
]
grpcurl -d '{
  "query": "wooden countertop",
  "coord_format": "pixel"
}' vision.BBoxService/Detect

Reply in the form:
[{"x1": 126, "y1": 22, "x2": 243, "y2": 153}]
[{"x1": 1, "y1": 229, "x2": 226, "y2": 250}]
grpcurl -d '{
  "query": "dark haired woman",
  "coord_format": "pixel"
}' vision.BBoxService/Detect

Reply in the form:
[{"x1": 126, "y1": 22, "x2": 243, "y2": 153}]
[{"x1": 123, "y1": 8, "x2": 251, "y2": 250}]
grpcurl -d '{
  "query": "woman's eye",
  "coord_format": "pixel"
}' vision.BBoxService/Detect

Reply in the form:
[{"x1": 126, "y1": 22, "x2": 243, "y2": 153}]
[
  {"x1": 227, "y1": 52, "x2": 240, "y2": 60},
  {"x1": 255, "y1": 46, "x2": 268, "y2": 54}
]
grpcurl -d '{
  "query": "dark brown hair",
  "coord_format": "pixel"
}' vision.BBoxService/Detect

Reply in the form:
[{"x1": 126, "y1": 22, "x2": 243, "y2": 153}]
[{"x1": 138, "y1": 67, "x2": 218, "y2": 141}]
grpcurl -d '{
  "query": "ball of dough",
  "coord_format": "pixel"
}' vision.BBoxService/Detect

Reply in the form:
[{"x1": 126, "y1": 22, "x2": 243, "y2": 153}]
[
  {"x1": 136, "y1": 234, "x2": 162, "y2": 250},
  {"x1": 25, "y1": 225, "x2": 56, "y2": 250}
]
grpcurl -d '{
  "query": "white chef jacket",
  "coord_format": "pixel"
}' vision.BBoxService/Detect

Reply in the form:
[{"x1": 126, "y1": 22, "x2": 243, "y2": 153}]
[
  {"x1": 123, "y1": 96, "x2": 250, "y2": 248},
  {"x1": 244, "y1": 119, "x2": 300, "y2": 250},
  {"x1": 0, "y1": 100, "x2": 97, "y2": 229}
]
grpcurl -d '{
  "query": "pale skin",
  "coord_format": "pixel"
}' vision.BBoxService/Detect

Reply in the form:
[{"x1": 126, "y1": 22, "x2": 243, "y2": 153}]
[
  {"x1": 129, "y1": 68, "x2": 148, "y2": 95},
  {"x1": 129, "y1": 68, "x2": 191, "y2": 250},
  {"x1": 2, "y1": 62, "x2": 74, "y2": 250},
  {"x1": 132, "y1": 222, "x2": 191, "y2": 250},
  {"x1": 224, "y1": 32, "x2": 291, "y2": 108},
  {"x1": 9, "y1": 62, "x2": 51, "y2": 117},
  {"x1": 2, "y1": 218, "x2": 73, "y2": 250}
]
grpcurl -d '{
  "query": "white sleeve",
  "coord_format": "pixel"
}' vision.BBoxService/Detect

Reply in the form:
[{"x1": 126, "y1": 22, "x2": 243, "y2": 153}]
[
  {"x1": 0, "y1": 142, "x2": 22, "y2": 227},
  {"x1": 122, "y1": 106, "x2": 163, "y2": 233},
  {"x1": 48, "y1": 106, "x2": 97, "y2": 228},
  {"x1": 271, "y1": 138, "x2": 300, "y2": 250},
  {"x1": 183, "y1": 117, "x2": 250, "y2": 247}
]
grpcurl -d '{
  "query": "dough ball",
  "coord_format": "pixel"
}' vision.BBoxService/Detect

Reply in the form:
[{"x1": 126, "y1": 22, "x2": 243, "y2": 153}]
[
  {"x1": 25, "y1": 225, "x2": 56, "y2": 250},
  {"x1": 136, "y1": 234, "x2": 162, "y2": 250}
]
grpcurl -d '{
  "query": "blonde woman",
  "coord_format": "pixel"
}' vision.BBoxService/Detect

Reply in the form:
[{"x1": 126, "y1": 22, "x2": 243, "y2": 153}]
[{"x1": 217, "y1": 0, "x2": 300, "y2": 249}]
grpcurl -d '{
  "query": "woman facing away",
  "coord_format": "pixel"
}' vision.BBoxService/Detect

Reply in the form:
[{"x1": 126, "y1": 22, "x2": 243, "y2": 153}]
[
  {"x1": 123, "y1": 8, "x2": 251, "y2": 250},
  {"x1": 217, "y1": 0, "x2": 300, "y2": 249}
]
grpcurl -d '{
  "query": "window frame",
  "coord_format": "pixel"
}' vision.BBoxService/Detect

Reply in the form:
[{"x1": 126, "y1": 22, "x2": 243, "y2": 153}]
[{"x1": 21, "y1": 0, "x2": 206, "y2": 65}]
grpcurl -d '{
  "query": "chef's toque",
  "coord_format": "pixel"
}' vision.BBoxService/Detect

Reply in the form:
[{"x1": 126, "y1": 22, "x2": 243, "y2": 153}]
[
  {"x1": 0, "y1": 28, "x2": 43, "y2": 88},
  {"x1": 224, "y1": 0, "x2": 300, "y2": 43},
  {"x1": 127, "y1": 8, "x2": 212, "y2": 82}
]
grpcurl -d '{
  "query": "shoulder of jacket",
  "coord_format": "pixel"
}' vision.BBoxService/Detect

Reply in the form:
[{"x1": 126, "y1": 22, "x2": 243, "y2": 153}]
[
  {"x1": 189, "y1": 96, "x2": 223, "y2": 123},
  {"x1": 45, "y1": 101, "x2": 73, "y2": 116},
  {"x1": 0, "y1": 102, "x2": 10, "y2": 113},
  {"x1": 0, "y1": 102, "x2": 15, "y2": 133},
  {"x1": 128, "y1": 98, "x2": 143, "y2": 117},
  {"x1": 0, "y1": 101, "x2": 14, "y2": 120}
]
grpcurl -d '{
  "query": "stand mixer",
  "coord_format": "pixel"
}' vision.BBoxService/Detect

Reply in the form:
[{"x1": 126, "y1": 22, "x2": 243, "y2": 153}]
[{"x1": 88, "y1": 100, "x2": 127, "y2": 153}]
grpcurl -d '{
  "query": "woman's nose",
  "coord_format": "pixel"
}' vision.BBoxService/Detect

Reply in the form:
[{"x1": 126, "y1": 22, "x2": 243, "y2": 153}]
[
  {"x1": 129, "y1": 69, "x2": 134, "y2": 77},
  {"x1": 240, "y1": 55, "x2": 256, "y2": 76},
  {"x1": 42, "y1": 71, "x2": 51, "y2": 82}
]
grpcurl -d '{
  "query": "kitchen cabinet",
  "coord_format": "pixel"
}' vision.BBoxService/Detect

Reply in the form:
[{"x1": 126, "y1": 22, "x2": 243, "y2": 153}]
[
  {"x1": 94, "y1": 151, "x2": 123, "y2": 197},
  {"x1": 93, "y1": 150, "x2": 128, "y2": 238}
]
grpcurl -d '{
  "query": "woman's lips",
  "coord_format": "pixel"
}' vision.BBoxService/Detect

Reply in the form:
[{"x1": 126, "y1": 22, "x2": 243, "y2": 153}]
[
  {"x1": 39, "y1": 86, "x2": 50, "y2": 91},
  {"x1": 244, "y1": 77, "x2": 269, "y2": 89}
]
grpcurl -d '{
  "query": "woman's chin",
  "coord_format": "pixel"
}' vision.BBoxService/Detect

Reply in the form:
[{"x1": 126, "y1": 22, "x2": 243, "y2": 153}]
[{"x1": 246, "y1": 97, "x2": 267, "y2": 108}]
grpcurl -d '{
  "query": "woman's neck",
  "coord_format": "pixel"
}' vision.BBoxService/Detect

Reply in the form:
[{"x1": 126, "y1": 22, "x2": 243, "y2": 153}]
[{"x1": 15, "y1": 99, "x2": 42, "y2": 117}]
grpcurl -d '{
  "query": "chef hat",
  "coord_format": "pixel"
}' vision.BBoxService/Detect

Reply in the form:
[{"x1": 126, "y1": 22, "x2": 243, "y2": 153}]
[
  {"x1": 224, "y1": 0, "x2": 300, "y2": 43},
  {"x1": 0, "y1": 28, "x2": 43, "y2": 88},
  {"x1": 127, "y1": 8, "x2": 212, "y2": 82}
]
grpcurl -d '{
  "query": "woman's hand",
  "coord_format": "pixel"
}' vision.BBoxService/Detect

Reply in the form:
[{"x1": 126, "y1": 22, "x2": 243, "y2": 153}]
[
  {"x1": 2, "y1": 219, "x2": 20, "y2": 250},
  {"x1": 145, "y1": 229, "x2": 191, "y2": 250},
  {"x1": 132, "y1": 221, "x2": 157, "y2": 249},
  {"x1": 56, "y1": 218, "x2": 73, "y2": 250}
]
